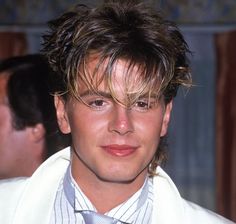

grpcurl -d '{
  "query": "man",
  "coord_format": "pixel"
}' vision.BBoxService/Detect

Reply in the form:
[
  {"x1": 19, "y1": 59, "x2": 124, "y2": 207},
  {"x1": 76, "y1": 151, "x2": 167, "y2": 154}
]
[
  {"x1": 0, "y1": 54, "x2": 70, "y2": 179},
  {"x1": 0, "y1": 1, "x2": 234, "y2": 223}
]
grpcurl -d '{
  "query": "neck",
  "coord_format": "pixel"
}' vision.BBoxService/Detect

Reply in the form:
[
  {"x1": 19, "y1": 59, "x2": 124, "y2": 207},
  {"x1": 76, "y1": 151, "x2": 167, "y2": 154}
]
[{"x1": 71, "y1": 160, "x2": 147, "y2": 213}]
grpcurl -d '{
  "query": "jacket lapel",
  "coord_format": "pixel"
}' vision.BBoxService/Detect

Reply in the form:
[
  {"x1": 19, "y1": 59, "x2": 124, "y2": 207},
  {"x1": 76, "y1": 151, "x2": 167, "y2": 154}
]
[
  {"x1": 13, "y1": 147, "x2": 71, "y2": 224},
  {"x1": 152, "y1": 167, "x2": 186, "y2": 224}
]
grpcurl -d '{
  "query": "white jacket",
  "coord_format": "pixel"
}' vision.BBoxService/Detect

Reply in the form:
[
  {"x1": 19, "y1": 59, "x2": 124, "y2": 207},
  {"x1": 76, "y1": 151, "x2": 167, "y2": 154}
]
[{"x1": 0, "y1": 147, "x2": 234, "y2": 224}]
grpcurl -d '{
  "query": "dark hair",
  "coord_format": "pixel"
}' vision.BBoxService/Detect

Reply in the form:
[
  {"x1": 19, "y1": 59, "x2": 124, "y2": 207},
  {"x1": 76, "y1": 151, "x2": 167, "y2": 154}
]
[
  {"x1": 0, "y1": 54, "x2": 71, "y2": 158},
  {"x1": 42, "y1": 0, "x2": 192, "y2": 173}
]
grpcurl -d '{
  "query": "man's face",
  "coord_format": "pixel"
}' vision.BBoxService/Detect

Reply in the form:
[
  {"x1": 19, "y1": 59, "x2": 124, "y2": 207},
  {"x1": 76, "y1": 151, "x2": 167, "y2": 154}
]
[
  {"x1": 56, "y1": 57, "x2": 172, "y2": 187},
  {"x1": 0, "y1": 73, "x2": 33, "y2": 179}
]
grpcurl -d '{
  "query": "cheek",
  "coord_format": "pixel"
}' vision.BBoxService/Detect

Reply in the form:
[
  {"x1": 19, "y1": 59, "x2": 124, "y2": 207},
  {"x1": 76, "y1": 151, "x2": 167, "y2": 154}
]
[
  {"x1": 0, "y1": 125, "x2": 14, "y2": 153},
  {"x1": 136, "y1": 114, "x2": 164, "y2": 136},
  {"x1": 68, "y1": 111, "x2": 106, "y2": 146},
  {"x1": 136, "y1": 114, "x2": 165, "y2": 151},
  {"x1": 0, "y1": 132, "x2": 21, "y2": 162},
  {"x1": 0, "y1": 110, "x2": 12, "y2": 134}
]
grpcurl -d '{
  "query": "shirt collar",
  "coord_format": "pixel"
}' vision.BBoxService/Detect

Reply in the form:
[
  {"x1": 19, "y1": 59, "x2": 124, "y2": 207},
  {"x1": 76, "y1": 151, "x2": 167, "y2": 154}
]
[{"x1": 63, "y1": 165, "x2": 151, "y2": 223}]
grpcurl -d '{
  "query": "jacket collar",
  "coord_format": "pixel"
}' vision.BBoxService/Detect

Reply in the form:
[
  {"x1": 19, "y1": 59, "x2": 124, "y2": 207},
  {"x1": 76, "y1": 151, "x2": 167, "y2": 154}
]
[
  {"x1": 152, "y1": 167, "x2": 186, "y2": 224},
  {"x1": 13, "y1": 147, "x2": 71, "y2": 224},
  {"x1": 13, "y1": 147, "x2": 186, "y2": 224}
]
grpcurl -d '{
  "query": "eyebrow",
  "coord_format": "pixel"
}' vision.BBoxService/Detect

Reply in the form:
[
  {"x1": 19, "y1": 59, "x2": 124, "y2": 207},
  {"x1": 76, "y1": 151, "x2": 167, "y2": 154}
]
[
  {"x1": 80, "y1": 90, "x2": 113, "y2": 99},
  {"x1": 79, "y1": 90, "x2": 160, "y2": 101}
]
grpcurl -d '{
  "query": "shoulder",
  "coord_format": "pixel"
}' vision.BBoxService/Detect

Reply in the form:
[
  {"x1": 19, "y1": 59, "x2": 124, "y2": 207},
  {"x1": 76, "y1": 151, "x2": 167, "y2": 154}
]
[
  {"x1": 152, "y1": 167, "x2": 235, "y2": 224},
  {"x1": 0, "y1": 177, "x2": 28, "y2": 223},
  {"x1": 0, "y1": 177, "x2": 28, "y2": 199},
  {"x1": 0, "y1": 147, "x2": 71, "y2": 224},
  {"x1": 182, "y1": 199, "x2": 235, "y2": 224},
  {"x1": 0, "y1": 147, "x2": 70, "y2": 201}
]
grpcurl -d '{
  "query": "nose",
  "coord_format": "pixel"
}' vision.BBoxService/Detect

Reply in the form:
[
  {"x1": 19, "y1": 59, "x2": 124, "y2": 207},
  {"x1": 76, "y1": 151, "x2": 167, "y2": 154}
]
[{"x1": 108, "y1": 104, "x2": 134, "y2": 135}]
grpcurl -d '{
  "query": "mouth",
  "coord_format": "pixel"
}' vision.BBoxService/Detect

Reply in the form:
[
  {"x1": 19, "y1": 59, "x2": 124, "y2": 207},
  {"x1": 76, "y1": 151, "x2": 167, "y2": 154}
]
[{"x1": 101, "y1": 144, "x2": 138, "y2": 157}]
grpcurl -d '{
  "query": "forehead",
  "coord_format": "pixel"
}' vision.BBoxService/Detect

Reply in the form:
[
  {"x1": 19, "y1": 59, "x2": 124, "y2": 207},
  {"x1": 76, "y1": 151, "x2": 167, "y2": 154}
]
[
  {"x1": 87, "y1": 54, "x2": 142, "y2": 76},
  {"x1": 78, "y1": 54, "x2": 150, "y2": 93}
]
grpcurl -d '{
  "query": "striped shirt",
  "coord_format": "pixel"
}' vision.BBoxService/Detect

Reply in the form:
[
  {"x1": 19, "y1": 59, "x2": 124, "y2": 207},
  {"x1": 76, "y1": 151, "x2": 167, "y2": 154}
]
[{"x1": 50, "y1": 166, "x2": 153, "y2": 224}]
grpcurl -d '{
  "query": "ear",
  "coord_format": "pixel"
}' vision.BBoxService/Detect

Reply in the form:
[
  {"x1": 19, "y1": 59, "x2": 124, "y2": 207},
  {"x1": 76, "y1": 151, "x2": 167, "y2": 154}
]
[
  {"x1": 54, "y1": 95, "x2": 71, "y2": 134},
  {"x1": 160, "y1": 100, "x2": 173, "y2": 137},
  {"x1": 30, "y1": 123, "x2": 45, "y2": 143}
]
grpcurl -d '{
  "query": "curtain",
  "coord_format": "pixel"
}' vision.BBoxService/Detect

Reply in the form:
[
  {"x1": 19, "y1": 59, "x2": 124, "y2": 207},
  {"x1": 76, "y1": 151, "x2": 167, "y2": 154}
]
[
  {"x1": 215, "y1": 30, "x2": 236, "y2": 222},
  {"x1": 166, "y1": 32, "x2": 216, "y2": 211},
  {"x1": 0, "y1": 32, "x2": 28, "y2": 60}
]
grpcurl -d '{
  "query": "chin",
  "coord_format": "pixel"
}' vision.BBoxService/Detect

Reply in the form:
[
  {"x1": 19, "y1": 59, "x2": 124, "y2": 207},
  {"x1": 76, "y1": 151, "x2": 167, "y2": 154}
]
[
  {"x1": 97, "y1": 175, "x2": 136, "y2": 184},
  {"x1": 95, "y1": 168, "x2": 144, "y2": 184}
]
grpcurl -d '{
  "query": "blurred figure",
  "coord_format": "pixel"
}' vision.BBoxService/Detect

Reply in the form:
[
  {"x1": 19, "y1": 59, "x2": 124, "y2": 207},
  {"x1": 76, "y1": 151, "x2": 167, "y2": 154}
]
[
  {"x1": 0, "y1": 54, "x2": 70, "y2": 179},
  {"x1": 0, "y1": 32, "x2": 27, "y2": 61}
]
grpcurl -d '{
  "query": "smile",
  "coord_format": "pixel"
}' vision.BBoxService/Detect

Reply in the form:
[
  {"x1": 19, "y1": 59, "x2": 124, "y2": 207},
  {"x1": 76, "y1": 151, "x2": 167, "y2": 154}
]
[{"x1": 101, "y1": 144, "x2": 138, "y2": 157}]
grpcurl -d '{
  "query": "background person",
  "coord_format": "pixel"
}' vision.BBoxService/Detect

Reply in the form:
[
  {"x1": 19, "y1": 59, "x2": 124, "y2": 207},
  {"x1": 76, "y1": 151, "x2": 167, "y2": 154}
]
[{"x1": 0, "y1": 54, "x2": 70, "y2": 179}]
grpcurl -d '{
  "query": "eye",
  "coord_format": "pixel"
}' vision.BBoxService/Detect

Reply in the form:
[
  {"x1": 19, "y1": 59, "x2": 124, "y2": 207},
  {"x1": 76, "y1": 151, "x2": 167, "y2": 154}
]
[
  {"x1": 132, "y1": 98, "x2": 157, "y2": 111},
  {"x1": 80, "y1": 92, "x2": 112, "y2": 111},
  {"x1": 132, "y1": 100, "x2": 150, "y2": 111},
  {"x1": 136, "y1": 101, "x2": 149, "y2": 108},
  {"x1": 89, "y1": 99, "x2": 106, "y2": 108}
]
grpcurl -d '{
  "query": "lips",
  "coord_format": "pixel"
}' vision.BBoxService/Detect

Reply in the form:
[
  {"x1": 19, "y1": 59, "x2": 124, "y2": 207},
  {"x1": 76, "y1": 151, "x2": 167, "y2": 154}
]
[{"x1": 101, "y1": 144, "x2": 138, "y2": 157}]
